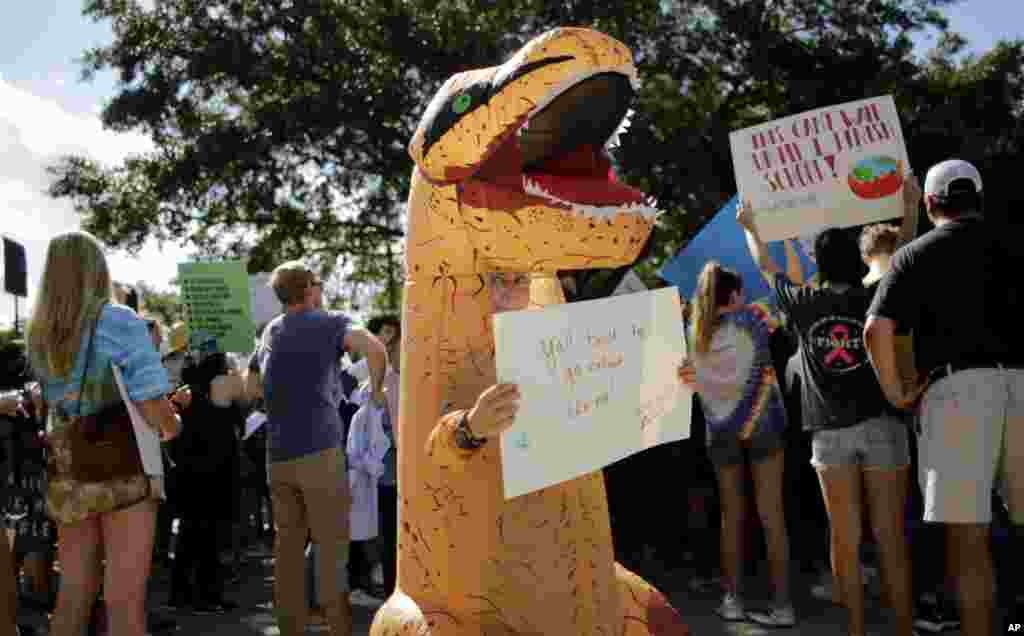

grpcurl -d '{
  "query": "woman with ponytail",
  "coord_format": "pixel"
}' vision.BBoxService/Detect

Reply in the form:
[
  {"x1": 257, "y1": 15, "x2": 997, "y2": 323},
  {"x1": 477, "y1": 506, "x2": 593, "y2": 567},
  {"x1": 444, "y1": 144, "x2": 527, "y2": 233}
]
[{"x1": 678, "y1": 261, "x2": 795, "y2": 627}]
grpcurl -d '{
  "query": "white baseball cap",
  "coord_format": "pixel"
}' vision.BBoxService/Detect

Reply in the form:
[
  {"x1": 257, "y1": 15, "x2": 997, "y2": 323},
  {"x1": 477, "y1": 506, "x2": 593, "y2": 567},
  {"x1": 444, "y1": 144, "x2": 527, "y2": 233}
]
[{"x1": 924, "y1": 159, "x2": 983, "y2": 200}]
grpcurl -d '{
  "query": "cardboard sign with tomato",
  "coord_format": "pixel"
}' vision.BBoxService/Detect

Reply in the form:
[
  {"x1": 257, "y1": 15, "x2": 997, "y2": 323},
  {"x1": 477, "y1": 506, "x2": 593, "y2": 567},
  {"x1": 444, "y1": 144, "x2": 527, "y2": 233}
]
[{"x1": 729, "y1": 96, "x2": 911, "y2": 242}]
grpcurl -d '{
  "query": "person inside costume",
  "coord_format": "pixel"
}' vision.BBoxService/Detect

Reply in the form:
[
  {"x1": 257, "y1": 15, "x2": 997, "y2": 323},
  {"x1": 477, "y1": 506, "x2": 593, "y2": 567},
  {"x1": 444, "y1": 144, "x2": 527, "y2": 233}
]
[
  {"x1": 739, "y1": 202, "x2": 916, "y2": 636},
  {"x1": 370, "y1": 27, "x2": 688, "y2": 636},
  {"x1": 677, "y1": 261, "x2": 795, "y2": 627}
]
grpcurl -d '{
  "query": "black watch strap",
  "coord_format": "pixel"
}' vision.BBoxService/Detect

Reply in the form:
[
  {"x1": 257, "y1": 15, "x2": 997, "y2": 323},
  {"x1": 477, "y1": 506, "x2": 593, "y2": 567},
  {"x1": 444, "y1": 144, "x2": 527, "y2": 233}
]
[{"x1": 454, "y1": 410, "x2": 487, "y2": 450}]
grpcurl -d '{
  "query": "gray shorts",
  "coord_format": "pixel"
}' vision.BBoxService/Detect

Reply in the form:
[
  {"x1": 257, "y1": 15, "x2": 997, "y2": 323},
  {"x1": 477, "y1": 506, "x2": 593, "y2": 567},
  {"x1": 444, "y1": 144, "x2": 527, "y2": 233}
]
[
  {"x1": 811, "y1": 415, "x2": 910, "y2": 470},
  {"x1": 917, "y1": 367, "x2": 1024, "y2": 524}
]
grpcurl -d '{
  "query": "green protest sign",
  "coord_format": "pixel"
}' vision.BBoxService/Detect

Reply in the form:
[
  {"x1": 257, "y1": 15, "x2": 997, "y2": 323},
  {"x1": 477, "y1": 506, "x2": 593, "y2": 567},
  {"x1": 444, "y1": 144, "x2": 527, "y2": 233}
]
[{"x1": 178, "y1": 260, "x2": 254, "y2": 355}]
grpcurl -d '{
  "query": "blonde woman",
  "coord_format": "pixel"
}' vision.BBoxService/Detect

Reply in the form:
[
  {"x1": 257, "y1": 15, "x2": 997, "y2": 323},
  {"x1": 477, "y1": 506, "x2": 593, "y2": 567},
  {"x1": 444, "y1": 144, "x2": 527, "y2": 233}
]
[
  {"x1": 678, "y1": 261, "x2": 794, "y2": 627},
  {"x1": 27, "y1": 232, "x2": 184, "y2": 636}
]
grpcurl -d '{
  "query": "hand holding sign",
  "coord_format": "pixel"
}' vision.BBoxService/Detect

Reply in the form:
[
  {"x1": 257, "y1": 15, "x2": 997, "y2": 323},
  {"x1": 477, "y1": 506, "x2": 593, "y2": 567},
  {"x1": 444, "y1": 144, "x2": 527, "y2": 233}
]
[
  {"x1": 736, "y1": 199, "x2": 756, "y2": 231},
  {"x1": 903, "y1": 174, "x2": 922, "y2": 211},
  {"x1": 467, "y1": 383, "x2": 521, "y2": 439},
  {"x1": 495, "y1": 288, "x2": 691, "y2": 499}
]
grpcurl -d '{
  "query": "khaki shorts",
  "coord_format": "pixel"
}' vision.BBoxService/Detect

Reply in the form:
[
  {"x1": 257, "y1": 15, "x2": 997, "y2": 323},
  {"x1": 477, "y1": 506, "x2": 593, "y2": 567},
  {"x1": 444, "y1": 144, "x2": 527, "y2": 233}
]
[{"x1": 917, "y1": 367, "x2": 1024, "y2": 524}]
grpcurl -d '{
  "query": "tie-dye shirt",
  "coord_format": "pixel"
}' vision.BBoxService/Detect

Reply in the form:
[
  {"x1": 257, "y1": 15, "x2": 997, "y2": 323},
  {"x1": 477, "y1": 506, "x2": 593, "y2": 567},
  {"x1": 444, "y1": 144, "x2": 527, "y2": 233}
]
[{"x1": 689, "y1": 305, "x2": 787, "y2": 442}]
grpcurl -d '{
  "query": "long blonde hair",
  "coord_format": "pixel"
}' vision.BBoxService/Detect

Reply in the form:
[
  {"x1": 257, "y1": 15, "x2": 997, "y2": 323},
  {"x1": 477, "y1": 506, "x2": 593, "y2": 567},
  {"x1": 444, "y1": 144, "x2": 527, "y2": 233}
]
[
  {"x1": 691, "y1": 261, "x2": 743, "y2": 356},
  {"x1": 26, "y1": 231, "x2": 113, "y2": 378}
]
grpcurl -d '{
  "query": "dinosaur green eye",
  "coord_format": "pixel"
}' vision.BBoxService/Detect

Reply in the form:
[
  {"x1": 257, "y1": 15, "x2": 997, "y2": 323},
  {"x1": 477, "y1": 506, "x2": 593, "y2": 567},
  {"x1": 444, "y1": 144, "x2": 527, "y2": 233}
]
[{"x1": 452, "y1": 93, "x2": 472, "y2": 114}]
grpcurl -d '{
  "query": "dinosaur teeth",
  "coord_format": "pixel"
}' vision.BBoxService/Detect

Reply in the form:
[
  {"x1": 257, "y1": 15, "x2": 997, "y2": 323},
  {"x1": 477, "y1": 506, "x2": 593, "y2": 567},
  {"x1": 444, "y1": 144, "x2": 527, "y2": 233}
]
[
  {"x1": 568, "y1": 202, "x2": 661, "y2": 221},
  {"x1": 522, "y1": 176, "x2": 661, "y2": 220},
  {"x1": 605, "y1": 108, "x2": 635, "y2": 150}
]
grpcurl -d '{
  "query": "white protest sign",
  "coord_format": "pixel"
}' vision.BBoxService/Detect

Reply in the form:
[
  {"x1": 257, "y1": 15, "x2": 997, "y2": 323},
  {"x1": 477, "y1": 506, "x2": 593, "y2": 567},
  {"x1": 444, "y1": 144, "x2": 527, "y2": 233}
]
[
  {"x1": 730, "y1": 95, "x2": 910, "y2": 241},
  {"x1": 112, "y1": 365, "x2": 164, "y2": 496},
  {"x1": 494, "y1": 287, "x2": 692, "y2": 499}
]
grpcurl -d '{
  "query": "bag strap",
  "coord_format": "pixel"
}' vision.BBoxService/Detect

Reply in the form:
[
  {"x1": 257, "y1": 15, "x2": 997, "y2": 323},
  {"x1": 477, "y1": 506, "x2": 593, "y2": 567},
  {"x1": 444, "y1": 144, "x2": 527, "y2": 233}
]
[{"x1": 72, "y1": 302, "x2": 106, "y2": 416}]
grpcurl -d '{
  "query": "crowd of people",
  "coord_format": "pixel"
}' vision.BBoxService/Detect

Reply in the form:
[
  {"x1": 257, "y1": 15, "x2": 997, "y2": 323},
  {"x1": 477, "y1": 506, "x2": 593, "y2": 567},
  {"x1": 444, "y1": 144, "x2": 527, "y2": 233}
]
[
  {"x1": 0, "y1": 157, "x2": 1019, "y2": 636},
  {"x1": 0, "y1": 254, "x2": 402, "y2": 635},
  {"x1": 671, "y1": 159, "x2": 1020, "y2": 636}
]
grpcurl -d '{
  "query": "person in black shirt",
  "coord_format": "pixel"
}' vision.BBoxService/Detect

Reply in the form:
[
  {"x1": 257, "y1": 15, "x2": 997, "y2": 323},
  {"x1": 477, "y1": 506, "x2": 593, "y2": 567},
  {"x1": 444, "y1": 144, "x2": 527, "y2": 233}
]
[
  {"x1": 865, "y1": 159, "x2": 1024, "y2": 636},
  {"x1": 861, "y1": 199, "x2": 962, "y2": 631},
  {"x1": 739, "y1": 196, "x2": 915, "y2": 636}
]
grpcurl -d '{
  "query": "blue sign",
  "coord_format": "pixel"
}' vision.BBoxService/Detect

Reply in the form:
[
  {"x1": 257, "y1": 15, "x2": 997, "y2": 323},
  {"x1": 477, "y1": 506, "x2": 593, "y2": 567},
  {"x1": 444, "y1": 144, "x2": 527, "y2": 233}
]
[{"x1": 656, "y1": 196, "x2": 817, "y2": 308}]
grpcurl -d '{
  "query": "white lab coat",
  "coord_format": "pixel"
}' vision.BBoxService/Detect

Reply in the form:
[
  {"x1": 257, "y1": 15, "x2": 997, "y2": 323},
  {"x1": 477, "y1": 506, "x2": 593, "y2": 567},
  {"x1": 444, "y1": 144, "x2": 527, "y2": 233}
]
[{"x1": 346, "y1": 389, "x2": 391, "y2": 541}]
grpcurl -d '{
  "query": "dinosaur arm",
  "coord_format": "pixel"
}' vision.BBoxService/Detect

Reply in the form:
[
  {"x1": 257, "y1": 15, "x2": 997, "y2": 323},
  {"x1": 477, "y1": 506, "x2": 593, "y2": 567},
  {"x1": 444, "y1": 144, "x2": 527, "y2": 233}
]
[{"x1": 425, "y1": 409, "x2": 486, "y2": 471}]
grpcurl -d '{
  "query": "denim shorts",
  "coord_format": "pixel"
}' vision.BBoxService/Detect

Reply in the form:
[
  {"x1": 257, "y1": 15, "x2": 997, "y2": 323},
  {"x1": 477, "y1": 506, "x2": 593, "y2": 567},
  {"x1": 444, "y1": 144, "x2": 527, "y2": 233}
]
[
  {"x1": 811, "y1": 415, "x2": 909, "y2": 470},
  {"x1": 707, "y1": 430, "x2": 784, "y2": 468}
]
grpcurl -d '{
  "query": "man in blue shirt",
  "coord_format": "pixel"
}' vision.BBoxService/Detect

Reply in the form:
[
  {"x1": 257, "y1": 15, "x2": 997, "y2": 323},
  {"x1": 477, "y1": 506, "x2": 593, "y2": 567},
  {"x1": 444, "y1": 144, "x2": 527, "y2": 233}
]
[{"x1": 246, "y1": 261, "x2": 387, "y2": 636}]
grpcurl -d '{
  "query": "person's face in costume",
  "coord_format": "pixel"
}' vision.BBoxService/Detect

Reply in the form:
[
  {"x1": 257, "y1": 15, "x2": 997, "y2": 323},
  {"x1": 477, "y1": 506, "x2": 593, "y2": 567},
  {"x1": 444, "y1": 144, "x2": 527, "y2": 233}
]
[
  {"x1": 379, "y1": 323, "x2": 398, "y2": 346},
  {"x1": 488, "y1": 272, "x2": 531, "y2": 313}
]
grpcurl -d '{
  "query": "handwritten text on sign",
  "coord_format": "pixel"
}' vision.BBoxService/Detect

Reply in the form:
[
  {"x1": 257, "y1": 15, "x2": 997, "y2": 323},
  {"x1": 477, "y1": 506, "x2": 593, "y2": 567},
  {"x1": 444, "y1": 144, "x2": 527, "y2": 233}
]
[
  {"x1": 730, "y1": 96, "x2": 910, "y2": 241},
  {"x1": 494, "y1": 287, "x2": 692, "y2": 499}
]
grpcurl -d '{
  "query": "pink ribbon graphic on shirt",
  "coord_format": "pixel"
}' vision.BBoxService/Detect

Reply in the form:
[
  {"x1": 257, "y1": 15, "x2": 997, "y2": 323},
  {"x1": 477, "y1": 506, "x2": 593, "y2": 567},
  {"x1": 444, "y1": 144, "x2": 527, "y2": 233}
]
[{"x1": 825, "y1": 324, "x2": 855, "y2": 366}]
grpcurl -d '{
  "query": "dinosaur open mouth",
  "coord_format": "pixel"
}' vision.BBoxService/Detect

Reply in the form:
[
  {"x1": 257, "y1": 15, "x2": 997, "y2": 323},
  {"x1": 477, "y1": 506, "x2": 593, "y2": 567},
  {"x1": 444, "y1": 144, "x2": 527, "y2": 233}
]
[
  {"x1": 523, "y1": 145, "x2": 658, "y2": 219},
  {"x1": 516, "y1": 73, "x2": 659, "y2": 220}
]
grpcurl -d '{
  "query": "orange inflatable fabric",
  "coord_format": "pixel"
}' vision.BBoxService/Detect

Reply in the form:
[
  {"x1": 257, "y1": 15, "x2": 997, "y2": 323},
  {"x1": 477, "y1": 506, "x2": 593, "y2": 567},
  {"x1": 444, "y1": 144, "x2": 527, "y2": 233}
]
[{"x1": 370, "y1": 28, "x2": 689, "y2": 636}]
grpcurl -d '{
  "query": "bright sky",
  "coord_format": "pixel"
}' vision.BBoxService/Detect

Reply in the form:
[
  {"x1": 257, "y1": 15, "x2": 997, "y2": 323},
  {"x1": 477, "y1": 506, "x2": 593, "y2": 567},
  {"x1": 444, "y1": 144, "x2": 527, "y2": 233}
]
[{"x1": 0, "y1": 0, "x2": 1021, "y2": 326}]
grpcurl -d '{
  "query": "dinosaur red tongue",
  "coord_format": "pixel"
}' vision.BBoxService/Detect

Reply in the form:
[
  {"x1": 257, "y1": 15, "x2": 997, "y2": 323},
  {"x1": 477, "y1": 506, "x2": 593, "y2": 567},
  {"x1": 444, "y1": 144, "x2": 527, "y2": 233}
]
[
  {"x1": 531, "y1": 144, "x2": 609, "y2": 176},
  {"x1": 524, "y1": 144, "x2": 646, "y2": 207}
]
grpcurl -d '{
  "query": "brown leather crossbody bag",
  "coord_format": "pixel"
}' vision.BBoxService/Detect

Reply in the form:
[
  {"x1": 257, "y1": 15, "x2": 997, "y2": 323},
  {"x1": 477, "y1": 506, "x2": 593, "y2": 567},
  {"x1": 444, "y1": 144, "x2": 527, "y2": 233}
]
[{"x1": 56, "y1": 305, "x2": 145, "y2": 483}]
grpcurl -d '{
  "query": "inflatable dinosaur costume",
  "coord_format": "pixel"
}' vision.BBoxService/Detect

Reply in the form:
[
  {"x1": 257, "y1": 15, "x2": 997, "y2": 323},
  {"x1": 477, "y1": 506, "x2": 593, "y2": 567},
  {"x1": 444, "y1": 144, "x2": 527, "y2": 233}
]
[{"x1": 370, "y1": 28, "x2": 688, "y2": 636}]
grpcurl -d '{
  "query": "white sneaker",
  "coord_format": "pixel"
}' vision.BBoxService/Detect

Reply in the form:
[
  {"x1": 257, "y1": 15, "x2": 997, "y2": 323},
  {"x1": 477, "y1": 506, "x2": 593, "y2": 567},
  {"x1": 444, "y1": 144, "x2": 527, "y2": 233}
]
[
  {"x1": 747, "y1": 605, "x2": 797, "y2": 628},
  {"x1": 350, "y1": 588, "x2": 384, "y2": 608},
  {"x1": 715, "y1": 593, "x2": 745, "y2": 621}
]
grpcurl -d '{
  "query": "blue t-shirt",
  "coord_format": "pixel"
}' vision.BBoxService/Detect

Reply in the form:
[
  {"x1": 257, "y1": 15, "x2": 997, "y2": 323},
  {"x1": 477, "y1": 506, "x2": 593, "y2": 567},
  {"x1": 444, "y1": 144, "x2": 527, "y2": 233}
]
[
  {"x1": 256, "y1": 310, "x2": 351, "y2": 463},
  {"x1": 38, "y1": 302, "x2": 169, "y2": 419}
]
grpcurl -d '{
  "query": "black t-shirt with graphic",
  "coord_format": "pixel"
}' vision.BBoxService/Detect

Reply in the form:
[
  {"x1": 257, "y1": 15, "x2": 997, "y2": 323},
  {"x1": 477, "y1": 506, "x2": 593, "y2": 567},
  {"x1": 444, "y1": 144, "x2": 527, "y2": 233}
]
[{"x1": 772, "y1": 273, "x2": 889, "y2": 431}]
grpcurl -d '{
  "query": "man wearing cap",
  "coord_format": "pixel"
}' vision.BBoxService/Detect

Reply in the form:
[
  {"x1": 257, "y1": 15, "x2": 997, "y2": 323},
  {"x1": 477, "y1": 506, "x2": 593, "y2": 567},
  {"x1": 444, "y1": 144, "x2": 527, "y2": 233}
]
[
  {"x1": 865, "y1": 159, "x2": 1023, "y2": 636},
  {"x1": 246, "y1": 261, "x2": 387, "y2": 636}
]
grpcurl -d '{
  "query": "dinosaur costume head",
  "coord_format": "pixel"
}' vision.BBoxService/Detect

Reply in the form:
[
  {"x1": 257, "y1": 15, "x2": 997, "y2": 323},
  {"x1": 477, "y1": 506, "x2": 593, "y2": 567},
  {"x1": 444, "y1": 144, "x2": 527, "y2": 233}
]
[
  {"x1": 373, "y1": 27, "x2": 686, "y2": 636},
  {"x1": 406, "y1": 27, "x2": 659, "y2": 280}
]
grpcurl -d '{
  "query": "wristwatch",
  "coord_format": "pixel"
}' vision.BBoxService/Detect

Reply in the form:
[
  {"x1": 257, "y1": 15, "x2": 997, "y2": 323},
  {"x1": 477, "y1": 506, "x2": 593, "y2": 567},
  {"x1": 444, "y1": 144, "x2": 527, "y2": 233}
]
[{"x1": 454, "y1": 410, "x2": 487, "y2": 450}]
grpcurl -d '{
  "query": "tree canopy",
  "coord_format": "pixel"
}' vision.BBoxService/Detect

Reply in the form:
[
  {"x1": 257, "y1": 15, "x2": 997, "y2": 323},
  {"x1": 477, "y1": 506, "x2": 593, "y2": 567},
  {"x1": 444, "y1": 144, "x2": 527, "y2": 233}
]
[{"x1": 47, "y1": 0, "x2": 1023, "y2": 301}]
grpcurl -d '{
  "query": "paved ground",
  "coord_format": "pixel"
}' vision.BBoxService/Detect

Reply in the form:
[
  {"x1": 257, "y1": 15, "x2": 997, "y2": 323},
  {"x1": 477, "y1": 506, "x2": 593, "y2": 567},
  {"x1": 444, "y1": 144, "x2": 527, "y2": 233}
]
[{"x1": 20, "y1": 544, "x2": 1006, "y2": 635}]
